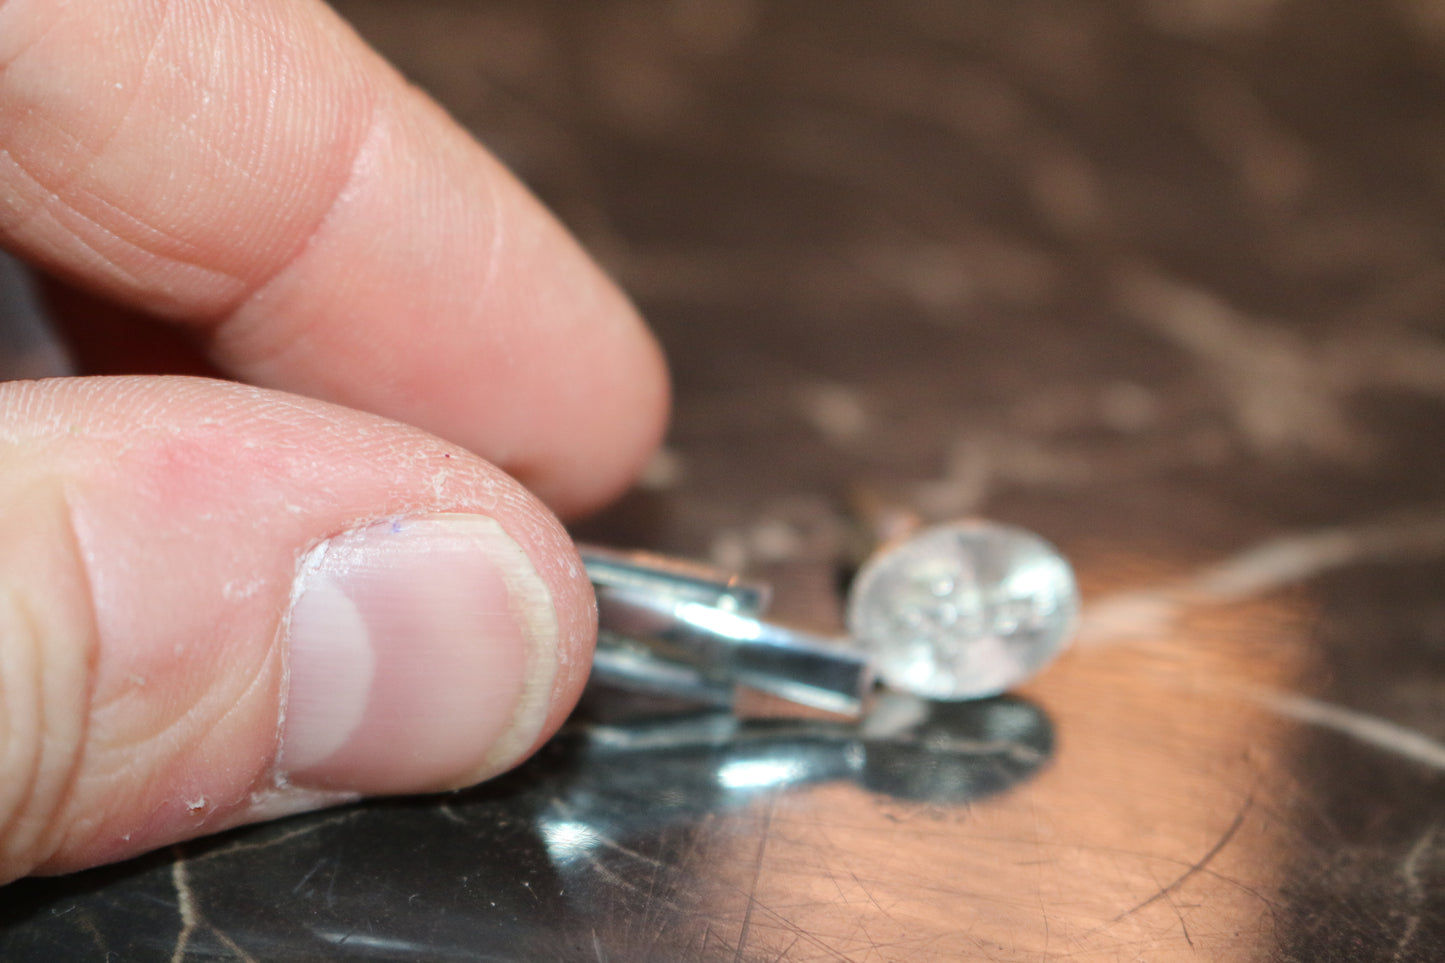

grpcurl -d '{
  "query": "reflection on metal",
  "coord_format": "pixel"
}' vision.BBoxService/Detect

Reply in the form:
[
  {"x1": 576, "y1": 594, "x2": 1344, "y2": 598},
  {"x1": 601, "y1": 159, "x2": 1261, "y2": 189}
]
[
  {"x1": 601, "y1": 695, "x2": 1046, "y2": 800},
  {"x1": 584, "y1": 542, "x2": 875, "y2": 714},
  {"x1": 537, "y1": 819, "x2": 604, "y2": 864},
  {"x1": 311, "y1": 932, "x2": 441, "y2": 953},
  {"x1": 582, "y1": 521, "x2": 1079, "y2": 716},
  {"x1": 536, "y1": 694, "x2": 1052, "y2": 874},
  {"x1": 716, "y1": 758, "x2": 810, "y2": 790}
]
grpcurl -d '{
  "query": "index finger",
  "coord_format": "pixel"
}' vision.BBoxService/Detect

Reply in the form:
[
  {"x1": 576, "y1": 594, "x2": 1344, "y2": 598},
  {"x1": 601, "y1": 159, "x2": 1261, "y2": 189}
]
[{"x1": 0, "y1": 0, "x2": 668, "y2": 517}]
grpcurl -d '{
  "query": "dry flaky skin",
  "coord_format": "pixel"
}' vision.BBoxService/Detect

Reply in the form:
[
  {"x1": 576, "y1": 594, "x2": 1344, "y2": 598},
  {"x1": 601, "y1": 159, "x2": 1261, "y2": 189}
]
[{"x1": 0, "y1": 376, "x2": 598, "y2": 879}]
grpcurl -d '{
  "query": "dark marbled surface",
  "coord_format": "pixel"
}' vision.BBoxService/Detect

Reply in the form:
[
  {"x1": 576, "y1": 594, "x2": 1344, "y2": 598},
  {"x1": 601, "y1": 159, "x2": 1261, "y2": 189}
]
[{"x1": 4, "y1": 1, "x2": 1445, "y2": 959}]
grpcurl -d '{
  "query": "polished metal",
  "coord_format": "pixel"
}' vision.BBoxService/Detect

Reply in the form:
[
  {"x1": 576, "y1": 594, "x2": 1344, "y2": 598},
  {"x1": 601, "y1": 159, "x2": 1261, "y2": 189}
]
[{"x1": 582, "y1": 543, "x2": 876, "y2": 714}]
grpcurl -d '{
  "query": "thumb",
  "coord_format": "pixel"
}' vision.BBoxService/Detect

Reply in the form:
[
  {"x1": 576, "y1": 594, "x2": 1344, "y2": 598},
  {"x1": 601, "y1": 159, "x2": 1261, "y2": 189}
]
[{"x1": 0, "y1": 376, "x2": 595, "y2": 882}]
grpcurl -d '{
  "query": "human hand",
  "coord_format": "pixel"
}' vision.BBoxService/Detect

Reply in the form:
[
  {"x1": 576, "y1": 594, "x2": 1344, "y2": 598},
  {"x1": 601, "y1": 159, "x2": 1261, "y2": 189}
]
[{"x1": 0, "y1": 0, "x2": 668, "y2": 882}]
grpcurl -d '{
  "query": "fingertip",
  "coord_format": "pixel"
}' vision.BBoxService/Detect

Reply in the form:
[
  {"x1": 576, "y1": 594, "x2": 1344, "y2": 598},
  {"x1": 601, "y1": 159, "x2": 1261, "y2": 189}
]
[
  {"x1": 524, "y1": 319, "x2": 673, "y2": 519},
  {"x1": 0, "y1": 377, "x2": 598, "y2": 877}
]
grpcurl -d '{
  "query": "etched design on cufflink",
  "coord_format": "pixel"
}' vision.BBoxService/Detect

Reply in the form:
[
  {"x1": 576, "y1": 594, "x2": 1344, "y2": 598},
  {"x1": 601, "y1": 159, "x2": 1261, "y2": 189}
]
[{"x1": 582, "y1": 519, "x2": 1080, "y2": 716}]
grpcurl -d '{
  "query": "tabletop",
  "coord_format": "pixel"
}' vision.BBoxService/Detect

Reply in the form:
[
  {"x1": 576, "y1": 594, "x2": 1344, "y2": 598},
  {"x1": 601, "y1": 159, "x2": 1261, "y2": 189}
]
[{"x1": 3, "y1": 1, "x2": 1444, "y2": 960}]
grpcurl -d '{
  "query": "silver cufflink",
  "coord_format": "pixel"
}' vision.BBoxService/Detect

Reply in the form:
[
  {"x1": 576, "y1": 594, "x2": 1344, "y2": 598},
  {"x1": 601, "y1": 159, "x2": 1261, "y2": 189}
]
[{"x1": 583, "y1": 520, "x2": 1080, "y2": 717}]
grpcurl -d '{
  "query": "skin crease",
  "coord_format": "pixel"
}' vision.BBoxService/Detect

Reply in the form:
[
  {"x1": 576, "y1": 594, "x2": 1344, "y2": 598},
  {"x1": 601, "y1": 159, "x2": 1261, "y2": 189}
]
[
  {"x1": 0, "y1": 376, "x2": 599, "y2": 877},
  {"x1": 0, "y1": 0, "x2": 670, "y2": 518}
]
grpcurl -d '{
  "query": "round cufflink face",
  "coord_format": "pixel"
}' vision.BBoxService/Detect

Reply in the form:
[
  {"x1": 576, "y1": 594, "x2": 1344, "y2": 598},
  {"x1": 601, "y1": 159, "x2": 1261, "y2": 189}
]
[{"x1": 845, "y1": 520, "x2": 1080, "y2": 700}]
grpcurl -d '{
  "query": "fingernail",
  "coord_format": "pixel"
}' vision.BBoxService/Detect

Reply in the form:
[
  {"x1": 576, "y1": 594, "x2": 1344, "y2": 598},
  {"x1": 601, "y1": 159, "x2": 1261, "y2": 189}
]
[{"x1": 278, "y1": 514, "x2": 559, "y2": 794}]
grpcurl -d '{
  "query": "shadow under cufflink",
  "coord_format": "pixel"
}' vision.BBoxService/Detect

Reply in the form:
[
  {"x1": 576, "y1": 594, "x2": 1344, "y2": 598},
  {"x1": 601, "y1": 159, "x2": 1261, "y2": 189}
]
[
  {"x1": 507, "y1": 692, "x2": 1055, "y2": 929},
  {"x1": 558, "y1": 691, "x2": 1054, "y2": 810}
]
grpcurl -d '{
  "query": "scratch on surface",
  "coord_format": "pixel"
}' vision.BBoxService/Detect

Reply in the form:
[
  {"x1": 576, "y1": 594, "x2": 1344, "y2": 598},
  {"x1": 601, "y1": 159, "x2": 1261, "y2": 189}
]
[
  {"x1": 436, "y1": 803, "x2": 469, "y2": 826},
  {"x1": 583, "y1": 855, "x2": 653, "y2": 900},
  {"x1": 734, "y1": 796, "x2": 777, "y2": 963},
  {"x1": 1112, "y1": 797, "x2": 1252, "y2": 924},
  {"x1": 549, "y1": 797, "x2": 667, "y2": 869},
  {"x1": 849, "y1": 868, "x2": 901, "y2": 924},
  {"x1": 290, "y1": 857, "x2": 328, "y2": 895},
  {"x1": 1392, "y1": 823, "x2": 1438, "y2": 961},
  {"x1": 745, "y1": 903, "x2": 866, "y2": 962},
  {"x1": 1161, "y1": 883, "x2": 1195, "y2": 949},
  {"x1": 191, "y1": 810, "x2": 362, "y2": 863},
  {"x1": 701, "y1": 923, "x2": 720, "y2": 957},
  {"x1": 770, "y1": 933, "x2": 801, "y2": 961},
  {"x1": 1251, "y1": 691, "x2": 1445, "y2": 772}
]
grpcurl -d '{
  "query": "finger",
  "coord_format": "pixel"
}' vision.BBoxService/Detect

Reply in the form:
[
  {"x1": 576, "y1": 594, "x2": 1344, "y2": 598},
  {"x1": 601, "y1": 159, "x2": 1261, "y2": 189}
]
[
  {"x1": 0, "y1": 0, "x2": 668, "y2": 517},
  {"x1": 0, "y1": 376, "x2": 596, "y2": 882}
]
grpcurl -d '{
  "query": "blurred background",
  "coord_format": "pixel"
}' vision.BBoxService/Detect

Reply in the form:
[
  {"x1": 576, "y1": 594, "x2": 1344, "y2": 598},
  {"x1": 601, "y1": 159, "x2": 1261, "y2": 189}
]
[{"x1": 4, "y1": 1, "x2": 1445, "y2": 960}]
